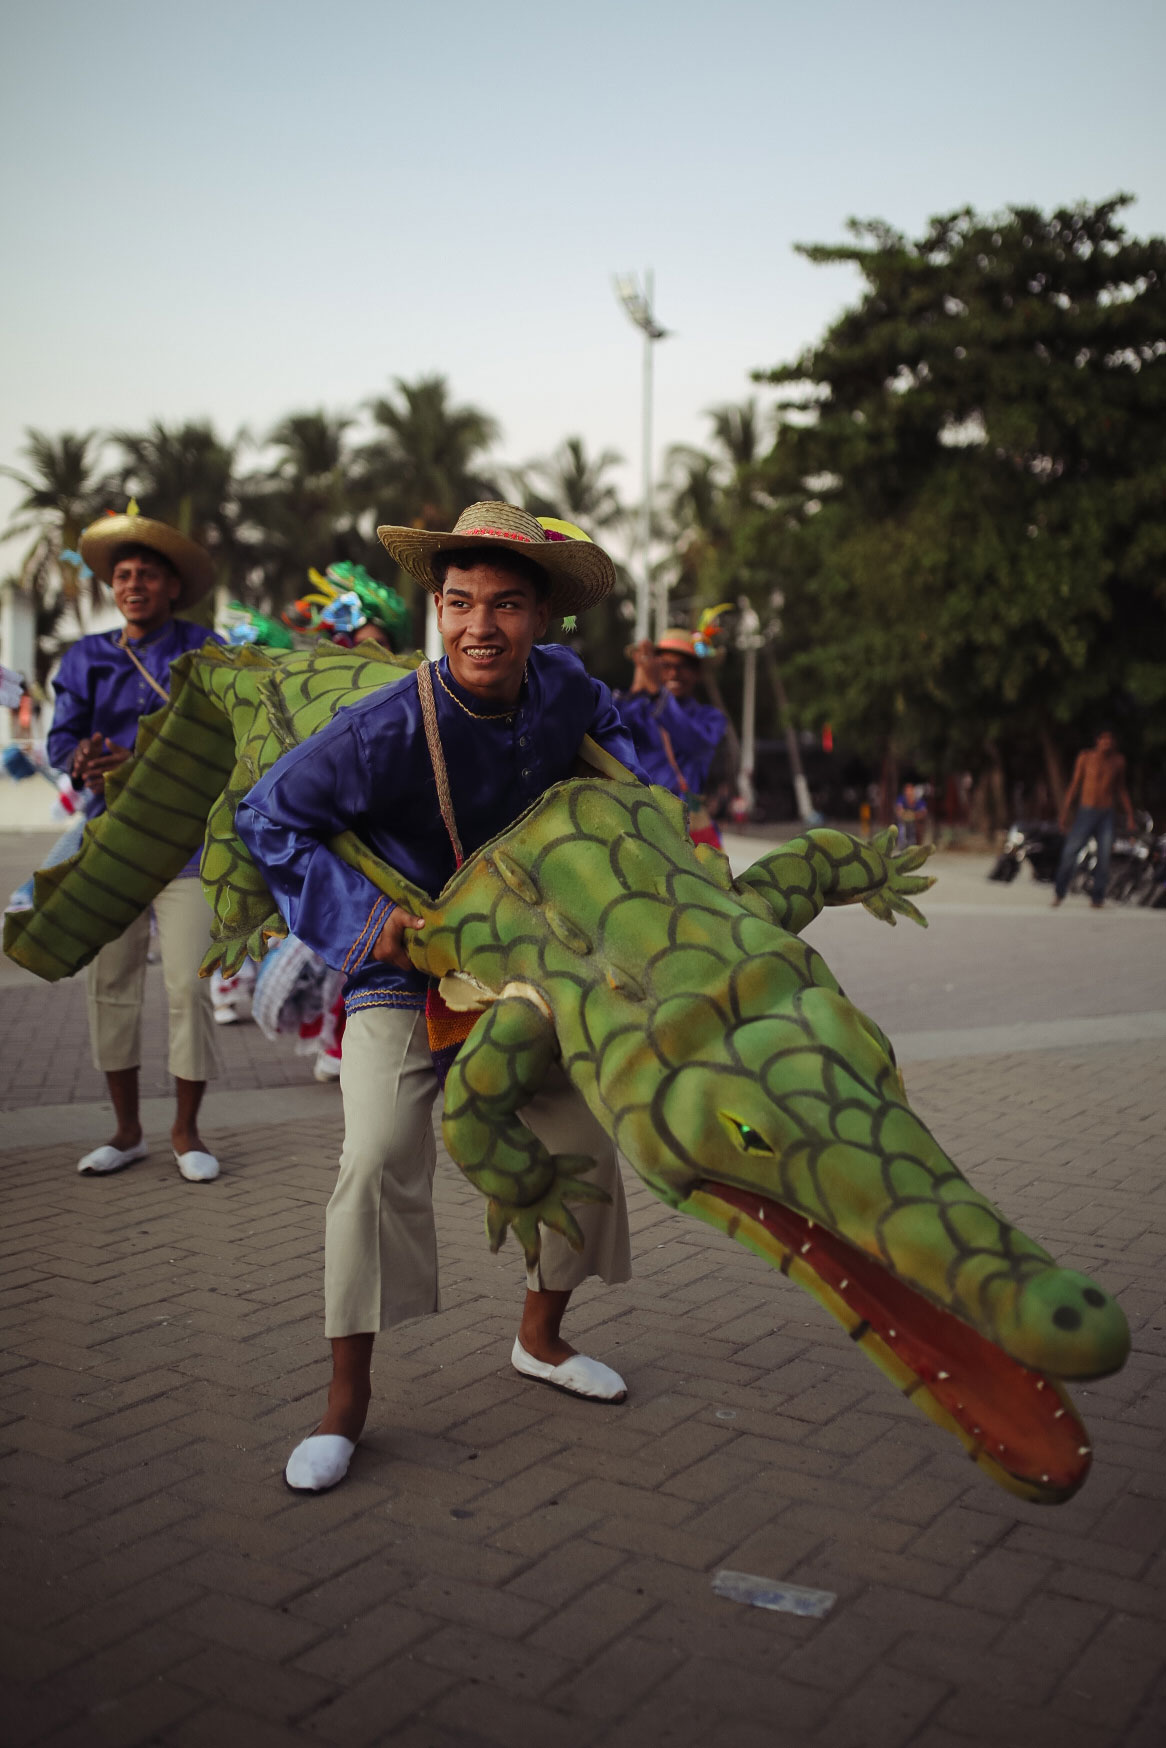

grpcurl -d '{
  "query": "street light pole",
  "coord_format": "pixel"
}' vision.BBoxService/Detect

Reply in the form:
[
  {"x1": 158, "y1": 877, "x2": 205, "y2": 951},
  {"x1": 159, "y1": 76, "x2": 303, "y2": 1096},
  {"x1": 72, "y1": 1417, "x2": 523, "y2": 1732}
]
[
  {"x1": 614, "y1": 271, "x2": 669, "y2": 643},
  {"x1": 735, "y1": 596, "x2": 761, "y2": 816},
  {"x1": 765, "y1": 589, "x2": 815, "y2": 824}
]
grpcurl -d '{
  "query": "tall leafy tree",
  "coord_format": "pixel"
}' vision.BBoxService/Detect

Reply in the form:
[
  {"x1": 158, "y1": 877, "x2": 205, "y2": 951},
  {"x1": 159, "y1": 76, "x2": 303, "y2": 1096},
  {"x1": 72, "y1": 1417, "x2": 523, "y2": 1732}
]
[
  {"x1": 357, "y1": 376, "x2": 500, "y2": 642},
  {"x1": 237, "y1": 410, "x2": 365, "y2": 605},
  {"x1": 505, "y1": 436, "x2": 631, "y2": 680},
  {"x1": 1, "y1": 429, "x2": 111, "y2": 621},
  {"x1": 742, "y1": 196, "x2": 1166, "y2": 812},
  {"x1": 525, "y1": 435, "x2": 625, "y2": 530},
  {"x1": 360, "y1": 375, "x2": 499, "y2": 530},
  {"x1": 665, "y1": 399, "x2": 767, "y2": 590}
]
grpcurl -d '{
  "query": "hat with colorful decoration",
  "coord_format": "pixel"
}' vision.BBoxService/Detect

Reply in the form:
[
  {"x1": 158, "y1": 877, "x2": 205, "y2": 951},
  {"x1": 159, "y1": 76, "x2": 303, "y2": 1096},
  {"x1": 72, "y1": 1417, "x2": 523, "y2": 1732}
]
[
  {"x1": 376, "y1": 501, "x2": 615, "y2": 617},
  {"x1": 656, "y1": 603, "x2": 734, "y2": 661},
  {"x1": 283, "y1": 562, "x2": 413, "y2": 648}
]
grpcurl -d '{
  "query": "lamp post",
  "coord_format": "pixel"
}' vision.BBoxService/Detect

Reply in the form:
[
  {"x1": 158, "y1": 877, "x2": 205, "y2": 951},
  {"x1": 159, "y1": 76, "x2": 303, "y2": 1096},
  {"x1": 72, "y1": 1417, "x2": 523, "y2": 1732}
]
[
  {"x1": 735, "y1": 595, "x2": 762, "y2": 816},
  {"x1": 614, "y1": 271, "x2": 669, "y2": 642},
  {"x1": 765, "y1": 589, "x2": 815, "y2": 824}
]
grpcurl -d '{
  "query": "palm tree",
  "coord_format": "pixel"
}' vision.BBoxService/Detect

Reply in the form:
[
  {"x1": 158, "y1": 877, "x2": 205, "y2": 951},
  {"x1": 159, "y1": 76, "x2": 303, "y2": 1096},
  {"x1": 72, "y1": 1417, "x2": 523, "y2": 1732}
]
[
  {"x1": 359, "y1": 375, "x2": 500, "y2": 531},
  {"x1": 664, "y1": 398, "x2": 769, "y2": 599},
  {"x1": 110, "y1": 420, "x2": 242, "y2": 609},
  {"x1": 1, "y1": 429, "x2": 111, "y2": 621},
  {"x1": 237, "y1": 411, "x2": 364, "y2": 605},
  {"x1": 521, "y1": 436, "x2": 625, "y2": 532}
]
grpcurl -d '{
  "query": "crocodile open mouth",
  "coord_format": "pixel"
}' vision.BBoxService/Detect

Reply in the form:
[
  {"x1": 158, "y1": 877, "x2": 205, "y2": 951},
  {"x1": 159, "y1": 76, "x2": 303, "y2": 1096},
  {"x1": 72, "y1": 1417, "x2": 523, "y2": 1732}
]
[{"x1": 690, "y1": 1181, "x2": 1091, "y2": 1503}]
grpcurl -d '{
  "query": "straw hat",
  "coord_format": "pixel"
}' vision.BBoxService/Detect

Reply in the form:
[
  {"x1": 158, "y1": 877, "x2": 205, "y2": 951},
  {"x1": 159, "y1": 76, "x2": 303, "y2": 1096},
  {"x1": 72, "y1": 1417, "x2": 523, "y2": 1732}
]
[
  {"x1": 80, "y1": 510, "x2": 215, "y2": 610},
  {"x1": 656, "y1": 605, "x2": 734, "y2": 661},
  {"x1": 656, "y1": 628, "x2": 702, "y2": 659},
  {"x1": 376, "y1": 502, "x2": 615, "y2": 616}
]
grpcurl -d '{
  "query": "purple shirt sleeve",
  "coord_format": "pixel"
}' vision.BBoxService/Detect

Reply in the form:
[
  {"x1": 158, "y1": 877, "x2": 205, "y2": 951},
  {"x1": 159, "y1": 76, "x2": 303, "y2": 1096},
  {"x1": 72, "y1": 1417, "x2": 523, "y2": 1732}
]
[
  {"x1": 235, "y1": 714, "x2": 394, "y2": 976},
  {"x1": 586, "y1": 674, "x2": 649, "y2": 780},
  {"x1": 45, "y1": 644, "x2": 92, "y2": 778}
]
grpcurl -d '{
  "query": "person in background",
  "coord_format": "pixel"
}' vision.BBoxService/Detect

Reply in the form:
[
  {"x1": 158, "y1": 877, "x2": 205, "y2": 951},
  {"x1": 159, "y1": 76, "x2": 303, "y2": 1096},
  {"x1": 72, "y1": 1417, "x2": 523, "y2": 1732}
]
[
  {"x1": 616, "y1": 611, "x2": 732, "y2": 846},
  {"x1": 895, "y1": 781, "x2": 928, "y2": 847},
  {"x1": 47, "y1": 508, "x2": 224, "y2": 1182},
  {"x1": 1053, "y1": 729, "x2": 1137, "y2": 910}
]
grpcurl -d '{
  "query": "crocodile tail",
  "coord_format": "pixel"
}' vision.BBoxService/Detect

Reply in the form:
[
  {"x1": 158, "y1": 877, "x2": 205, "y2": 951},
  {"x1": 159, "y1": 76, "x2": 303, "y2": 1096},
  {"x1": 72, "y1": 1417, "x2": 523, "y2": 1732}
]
[{"x1": 3, "y1": 649, "x2": 235, "y2": 983}]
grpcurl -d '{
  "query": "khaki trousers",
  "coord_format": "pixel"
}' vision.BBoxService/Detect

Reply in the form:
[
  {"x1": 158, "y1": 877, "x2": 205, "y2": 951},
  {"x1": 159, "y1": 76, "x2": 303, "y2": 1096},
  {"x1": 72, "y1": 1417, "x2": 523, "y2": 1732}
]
[
  {"x1": 325, "y1": 1004, "x2": 632, "y2": 1338},
  {"x1": 86, "y1": 877, "x2": 219, "y2": 1082}
]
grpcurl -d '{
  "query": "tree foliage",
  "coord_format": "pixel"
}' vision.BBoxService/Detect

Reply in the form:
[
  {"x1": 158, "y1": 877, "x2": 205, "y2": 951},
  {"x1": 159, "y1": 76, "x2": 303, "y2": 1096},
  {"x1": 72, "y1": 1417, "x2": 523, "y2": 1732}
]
[{"x1": 739, "y1": 196, "x2": 1166, "y2": 800}]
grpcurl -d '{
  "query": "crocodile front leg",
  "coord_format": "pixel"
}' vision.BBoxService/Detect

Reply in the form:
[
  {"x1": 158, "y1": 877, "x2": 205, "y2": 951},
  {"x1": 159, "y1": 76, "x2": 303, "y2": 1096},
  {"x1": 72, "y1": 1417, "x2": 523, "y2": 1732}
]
[
  {"x1": 737, "y1": 826, "x2": 936, "y2": 936},
  {"x1": 442, "y1": 993, "x2": 612, "y2": 1268}
]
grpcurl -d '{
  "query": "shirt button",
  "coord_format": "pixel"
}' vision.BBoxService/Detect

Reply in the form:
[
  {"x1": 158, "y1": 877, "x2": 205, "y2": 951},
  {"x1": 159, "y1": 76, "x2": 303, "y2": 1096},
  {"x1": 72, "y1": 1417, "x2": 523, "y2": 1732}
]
[
  {"x1": 518, "y1": 735, "x2": 528, "y2": 747},
  {"x1": 521, "y1": 768, "x2": 531, "y2": 780}
]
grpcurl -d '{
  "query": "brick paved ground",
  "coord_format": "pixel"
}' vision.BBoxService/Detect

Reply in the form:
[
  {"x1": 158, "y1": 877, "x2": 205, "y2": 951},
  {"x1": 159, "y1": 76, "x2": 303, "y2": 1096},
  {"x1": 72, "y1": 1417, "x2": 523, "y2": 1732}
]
[{"x1": 2, "y1": 834, "x2": 1164, "y2": 1747}]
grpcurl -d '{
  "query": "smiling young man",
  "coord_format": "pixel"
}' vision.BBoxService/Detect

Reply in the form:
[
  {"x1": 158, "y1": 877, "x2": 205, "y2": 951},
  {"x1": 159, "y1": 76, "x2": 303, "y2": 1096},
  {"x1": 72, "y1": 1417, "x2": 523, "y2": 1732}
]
[
  {"x1": 236, "y1": 503, "x2": 647, "y2": 1493},
  {"x1": 47, "y1": 511, "x2": 224, "y2": 1182}
]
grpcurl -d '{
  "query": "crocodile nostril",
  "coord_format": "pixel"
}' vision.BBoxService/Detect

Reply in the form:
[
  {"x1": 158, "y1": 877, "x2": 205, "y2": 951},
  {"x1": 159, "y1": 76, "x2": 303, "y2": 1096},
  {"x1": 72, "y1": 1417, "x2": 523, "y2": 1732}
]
[
  {"x1": 1083, "y1": 1288, "x2": 1106, "y2": 1308},
  {"x1": 1053, "y1": 1306, "x2": 1082, "y2": 1331}
]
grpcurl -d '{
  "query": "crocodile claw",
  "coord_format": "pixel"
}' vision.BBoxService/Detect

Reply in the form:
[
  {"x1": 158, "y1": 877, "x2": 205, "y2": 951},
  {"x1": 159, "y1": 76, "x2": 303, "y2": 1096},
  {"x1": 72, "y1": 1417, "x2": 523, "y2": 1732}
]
[
  {"x1": 484, "y1": 1155, "x2": 612, "y2": 1267},
  {"x1": 862, "y1": 841, "x2": 937, "y2": 928}
]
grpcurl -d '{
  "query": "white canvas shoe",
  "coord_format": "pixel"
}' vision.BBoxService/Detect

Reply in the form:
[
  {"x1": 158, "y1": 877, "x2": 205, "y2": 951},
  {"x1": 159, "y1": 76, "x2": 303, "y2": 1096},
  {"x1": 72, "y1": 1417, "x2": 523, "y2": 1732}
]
[
  {"x1": 511, "y1": 1338, "x2": 627, "y2": 1403},
  {"x1": 285, "y1": 1434, "x2": 356, "y2": 1493},
  {"x1": 174, "y1": 1149, "x2": 220, "y2": 1183},
  {"x1": 77, "y1": 1140, "x2": 148, "y2": 1176}
]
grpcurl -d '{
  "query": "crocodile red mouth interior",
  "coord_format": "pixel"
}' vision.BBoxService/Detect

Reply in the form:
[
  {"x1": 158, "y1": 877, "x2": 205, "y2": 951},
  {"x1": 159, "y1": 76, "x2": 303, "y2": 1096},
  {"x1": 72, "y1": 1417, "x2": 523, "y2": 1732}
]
[{"x1": 702, "y1": 1181, "x2": 1091, "y2": 1498}]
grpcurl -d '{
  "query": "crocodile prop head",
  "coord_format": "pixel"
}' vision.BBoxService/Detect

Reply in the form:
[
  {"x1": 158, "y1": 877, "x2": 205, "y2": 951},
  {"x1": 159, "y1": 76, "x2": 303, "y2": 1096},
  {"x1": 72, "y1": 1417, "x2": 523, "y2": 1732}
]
[{"x1": 4, "y1": 645, "x2": 1129, "y2": 1502}]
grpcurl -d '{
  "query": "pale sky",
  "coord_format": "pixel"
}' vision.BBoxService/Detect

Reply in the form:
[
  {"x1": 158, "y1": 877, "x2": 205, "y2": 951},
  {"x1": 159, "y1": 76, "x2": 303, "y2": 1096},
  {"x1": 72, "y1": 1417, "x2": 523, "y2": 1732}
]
[{"x1": 2, "y1": 0, "x2": 1164, "y2": 558}]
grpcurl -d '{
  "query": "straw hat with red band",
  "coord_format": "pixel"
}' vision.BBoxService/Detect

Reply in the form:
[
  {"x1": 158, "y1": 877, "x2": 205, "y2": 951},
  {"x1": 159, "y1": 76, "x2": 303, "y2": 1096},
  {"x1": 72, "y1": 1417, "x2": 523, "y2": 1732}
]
[
  {"x1": 80, "y1": 507, "x2": 215, "y2": 611},
  {"x1": 376, "y1": 501, "x2": 615, "y2": 617}
]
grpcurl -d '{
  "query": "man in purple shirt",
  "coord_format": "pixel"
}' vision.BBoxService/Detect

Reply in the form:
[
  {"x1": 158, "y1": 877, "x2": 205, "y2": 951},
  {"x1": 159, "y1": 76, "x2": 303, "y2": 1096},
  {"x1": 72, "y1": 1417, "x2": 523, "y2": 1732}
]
[
  {"x1": 49, "y1": 511, "x2": 223, "y2": 1184},
  {"x1": 617, "y1": 629, "x2": 732, "y2": 845},
  {"x1": 237, "y1": 504, "x2": 646, "y2": 1493}
]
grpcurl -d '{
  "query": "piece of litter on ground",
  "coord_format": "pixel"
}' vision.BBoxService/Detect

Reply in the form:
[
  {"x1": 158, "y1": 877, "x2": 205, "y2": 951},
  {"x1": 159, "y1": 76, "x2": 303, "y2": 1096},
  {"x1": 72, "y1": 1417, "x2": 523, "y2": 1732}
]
[
  {"x1": 712, "y1": 1569, "x2": 836, "y2": 1618},
  {"x1": 715, "y1": 1409, "x2": 737, "y2": 1421}
]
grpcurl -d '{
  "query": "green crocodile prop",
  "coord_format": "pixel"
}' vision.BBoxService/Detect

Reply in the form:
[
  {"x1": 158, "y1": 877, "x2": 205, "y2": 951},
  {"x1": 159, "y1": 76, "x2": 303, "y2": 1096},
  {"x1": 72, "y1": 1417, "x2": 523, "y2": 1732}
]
[{"x1": 4, "y1": 642, "x2": 1130, "y2": 1504}]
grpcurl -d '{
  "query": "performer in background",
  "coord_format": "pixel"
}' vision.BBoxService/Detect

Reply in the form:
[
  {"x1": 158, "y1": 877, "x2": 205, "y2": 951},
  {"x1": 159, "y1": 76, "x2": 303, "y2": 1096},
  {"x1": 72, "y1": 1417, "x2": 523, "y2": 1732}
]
[
  {"x1": 48, "y1": 509, "x2": 223, "y2": 1182},
  {"x1": 616, "y1": 611, "x2": 733, "y2": 846}
]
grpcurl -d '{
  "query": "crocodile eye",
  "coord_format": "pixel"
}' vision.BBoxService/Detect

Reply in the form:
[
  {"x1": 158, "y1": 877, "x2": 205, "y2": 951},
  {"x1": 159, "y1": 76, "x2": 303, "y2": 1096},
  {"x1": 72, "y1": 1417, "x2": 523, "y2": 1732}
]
[{"x1": 721, "y1": 1114, "x2": 774, "y2": 1155}]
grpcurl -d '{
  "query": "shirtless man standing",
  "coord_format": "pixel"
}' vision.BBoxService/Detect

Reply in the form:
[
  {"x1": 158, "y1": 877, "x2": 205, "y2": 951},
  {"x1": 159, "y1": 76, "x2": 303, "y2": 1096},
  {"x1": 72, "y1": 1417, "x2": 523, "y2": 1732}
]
[{"x1": 1052, "y1": 730, "x2": 1136, "y2": 909}]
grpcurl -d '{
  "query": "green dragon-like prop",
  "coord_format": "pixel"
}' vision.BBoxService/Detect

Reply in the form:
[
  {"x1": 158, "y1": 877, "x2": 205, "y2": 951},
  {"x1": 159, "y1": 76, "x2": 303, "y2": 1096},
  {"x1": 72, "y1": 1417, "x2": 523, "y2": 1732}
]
[{"x1": 4, "y1": 643, "x2": 1130, "y2": 1503}]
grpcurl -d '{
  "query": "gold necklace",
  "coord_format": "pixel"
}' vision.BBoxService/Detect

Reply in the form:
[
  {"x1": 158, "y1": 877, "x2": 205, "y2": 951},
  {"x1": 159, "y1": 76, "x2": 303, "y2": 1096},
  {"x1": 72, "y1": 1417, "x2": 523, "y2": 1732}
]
[{"x1": 433, "y1": 660, "x2": 527, "y2": 722}]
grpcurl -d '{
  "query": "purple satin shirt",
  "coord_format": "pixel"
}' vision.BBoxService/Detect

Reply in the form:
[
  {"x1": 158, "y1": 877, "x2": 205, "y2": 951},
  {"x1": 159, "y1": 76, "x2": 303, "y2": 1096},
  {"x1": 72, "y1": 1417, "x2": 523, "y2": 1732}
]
[
  {"x1": 614, "y1": 688, "x2": 726, "y2": 798},
  {"x1": 47, "y1": 617, "x2": 222, "y2": 870},
  {"x1": 236, "y1": 643, "x2": 647, "y2": 1013}
]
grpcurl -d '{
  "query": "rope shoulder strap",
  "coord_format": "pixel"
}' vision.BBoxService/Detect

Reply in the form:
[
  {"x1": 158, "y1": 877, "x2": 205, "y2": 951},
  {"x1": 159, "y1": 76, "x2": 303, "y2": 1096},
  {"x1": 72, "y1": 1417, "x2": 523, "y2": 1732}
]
[
  {"x1": 117, "y1": 630, "x2": 171, "y2": 705},
  {"x1": 416, "y1": 661, "x2": 464, "y2": 868}
]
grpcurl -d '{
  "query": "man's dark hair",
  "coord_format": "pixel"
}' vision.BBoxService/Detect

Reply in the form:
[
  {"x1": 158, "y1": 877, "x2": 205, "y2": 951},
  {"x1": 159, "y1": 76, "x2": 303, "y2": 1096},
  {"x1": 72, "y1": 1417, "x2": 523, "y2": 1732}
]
[
  {"x1": 110, "y1": 541, "x2": 180, "y2": 580},
  {"x1": 433, "y1": 545, "x2": 549, "y2": 601}
]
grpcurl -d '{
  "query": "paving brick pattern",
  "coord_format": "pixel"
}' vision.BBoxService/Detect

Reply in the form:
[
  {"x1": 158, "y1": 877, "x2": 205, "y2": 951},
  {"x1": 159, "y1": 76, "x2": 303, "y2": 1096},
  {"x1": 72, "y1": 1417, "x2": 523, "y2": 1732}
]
[
  {"x1": 2, "y1": 820, "x2": 1164, "y2": 1746},
  {"x1": 0, "y1": 956, "x2": 317, "y2": 1113},
  {"x1": 1, "y1": 1030, "x2": 1163, "y2": 1748}
]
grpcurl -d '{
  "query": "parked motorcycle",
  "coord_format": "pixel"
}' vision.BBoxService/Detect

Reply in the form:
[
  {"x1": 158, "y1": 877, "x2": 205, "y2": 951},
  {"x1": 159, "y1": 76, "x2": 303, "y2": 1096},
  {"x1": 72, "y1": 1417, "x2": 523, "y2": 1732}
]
[
  {"x1": 1104, "y1": 813, "x2": 1156, "y2": 904},
  {"x1": 988, "y1": 820, "x2": 1065, "y2": 884},
  {"x1": 1137, "y1": 833, "x2": 1166, "y2": 909}
]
